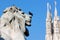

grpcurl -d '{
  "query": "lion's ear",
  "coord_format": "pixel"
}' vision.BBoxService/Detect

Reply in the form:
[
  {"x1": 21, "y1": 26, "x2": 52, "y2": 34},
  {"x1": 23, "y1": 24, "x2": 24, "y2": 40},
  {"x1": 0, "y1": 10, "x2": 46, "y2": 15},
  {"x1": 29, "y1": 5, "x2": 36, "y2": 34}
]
[
  {"x1": 29, "y1": 11, "x2": 33, "y2": 16},
  {"x1": 24, "y1": 28, "x2": 29, "y2": 37}
]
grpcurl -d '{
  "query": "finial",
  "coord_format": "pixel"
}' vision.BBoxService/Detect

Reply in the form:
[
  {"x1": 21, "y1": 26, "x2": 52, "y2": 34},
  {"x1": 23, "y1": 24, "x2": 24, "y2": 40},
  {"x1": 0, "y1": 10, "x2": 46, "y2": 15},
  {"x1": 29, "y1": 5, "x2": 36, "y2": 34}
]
[
  {"x1": 47, "y1": 2, "x2": 51, "y2": 18},
  {"x1": 55, "y1": 1, "x2": 57, "y2": 6},
  {"x1": 54, "y1": 1, "x2": 57, "y2": 16},
  {"x1": 47, "y1": 2, "x2": 49, "y2": 11},
  {"x1": 47, "y1": 2, "x2": 51, "y2": 12}
]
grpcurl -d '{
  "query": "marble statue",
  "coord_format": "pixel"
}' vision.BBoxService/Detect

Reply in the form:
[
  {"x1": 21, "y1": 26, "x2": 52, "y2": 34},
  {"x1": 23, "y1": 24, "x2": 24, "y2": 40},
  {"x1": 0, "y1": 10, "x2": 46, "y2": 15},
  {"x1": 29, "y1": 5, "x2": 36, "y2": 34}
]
[{"x1": 0, "y1": 6, "x2": 33, "y2": 40}]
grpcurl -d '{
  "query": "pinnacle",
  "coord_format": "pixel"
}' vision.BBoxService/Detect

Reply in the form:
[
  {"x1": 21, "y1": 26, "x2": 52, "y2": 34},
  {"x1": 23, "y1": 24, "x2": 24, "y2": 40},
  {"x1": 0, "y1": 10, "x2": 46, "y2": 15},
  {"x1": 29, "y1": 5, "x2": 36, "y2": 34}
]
[
  {"x1": 47, "y1": 2, "x2": 51, "y2": 13},
  {"x1": 54, "y1": 1, "x2": 57, "y2": 16},
  {"x1": 54, "y1": 1, "x2": 57, "y2": 7}
]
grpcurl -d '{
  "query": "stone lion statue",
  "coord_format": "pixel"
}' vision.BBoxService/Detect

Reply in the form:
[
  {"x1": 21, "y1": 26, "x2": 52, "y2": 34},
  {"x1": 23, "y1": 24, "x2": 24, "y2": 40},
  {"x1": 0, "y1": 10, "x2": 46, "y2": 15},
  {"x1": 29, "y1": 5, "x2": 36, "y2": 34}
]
[{"x1": 0, "y1": 6, "x2": 33, "y2": 40}]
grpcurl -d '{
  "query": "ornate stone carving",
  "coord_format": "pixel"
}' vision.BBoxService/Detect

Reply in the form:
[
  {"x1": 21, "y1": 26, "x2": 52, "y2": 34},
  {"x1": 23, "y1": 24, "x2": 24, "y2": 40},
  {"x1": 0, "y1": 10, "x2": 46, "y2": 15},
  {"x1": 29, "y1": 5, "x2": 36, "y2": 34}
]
[{"x1": 0, "y1": 6, "x2": 33, "y2": 40}]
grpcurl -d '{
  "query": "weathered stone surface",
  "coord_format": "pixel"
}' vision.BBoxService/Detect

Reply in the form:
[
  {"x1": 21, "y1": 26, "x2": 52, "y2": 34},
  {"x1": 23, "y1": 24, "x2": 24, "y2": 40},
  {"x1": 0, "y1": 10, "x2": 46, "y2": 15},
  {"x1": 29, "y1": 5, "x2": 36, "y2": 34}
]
[{"x1": 0, "y1": 6, "x2": 32, "y2": 40}]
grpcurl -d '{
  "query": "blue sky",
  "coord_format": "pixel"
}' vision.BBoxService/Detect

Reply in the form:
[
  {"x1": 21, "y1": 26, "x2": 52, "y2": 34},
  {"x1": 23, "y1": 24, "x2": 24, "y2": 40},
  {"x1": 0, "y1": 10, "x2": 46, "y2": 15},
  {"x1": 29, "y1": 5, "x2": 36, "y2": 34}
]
[{"x1": 0, "y1": 0, "x2": 60, "y2": 40}]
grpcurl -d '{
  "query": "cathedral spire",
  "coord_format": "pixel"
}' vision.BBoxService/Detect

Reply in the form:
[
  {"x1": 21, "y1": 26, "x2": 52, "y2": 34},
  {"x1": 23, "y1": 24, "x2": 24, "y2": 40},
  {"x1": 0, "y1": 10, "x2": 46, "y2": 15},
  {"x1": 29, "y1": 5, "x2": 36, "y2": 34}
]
[
  {"x1": 47, "y1": 2, "x2": 52, "y2": 19},
  {"x1": 45, "y1": 2, "x2": 52, "y2": 40},
  {"x1": 46, "y1": 2, "x2": 52, "y2": 34},
  {"x1": 54, "y1": 1, "x2": 57, "y2": 16}
]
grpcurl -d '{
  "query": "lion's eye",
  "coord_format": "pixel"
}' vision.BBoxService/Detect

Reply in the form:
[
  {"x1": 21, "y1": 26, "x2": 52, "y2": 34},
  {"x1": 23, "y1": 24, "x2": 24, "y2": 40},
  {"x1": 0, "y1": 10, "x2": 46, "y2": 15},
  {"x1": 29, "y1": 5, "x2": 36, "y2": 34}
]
[{"x1": 22, "y1": 12, "x2": 24, "y2": 15}]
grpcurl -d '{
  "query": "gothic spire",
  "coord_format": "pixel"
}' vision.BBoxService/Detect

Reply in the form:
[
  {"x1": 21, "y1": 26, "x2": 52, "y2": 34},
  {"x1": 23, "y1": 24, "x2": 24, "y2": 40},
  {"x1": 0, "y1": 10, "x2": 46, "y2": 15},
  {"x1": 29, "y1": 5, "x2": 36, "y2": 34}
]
[{"x1": 46, "y1": 2, "x2": 52, "y2": 34}]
